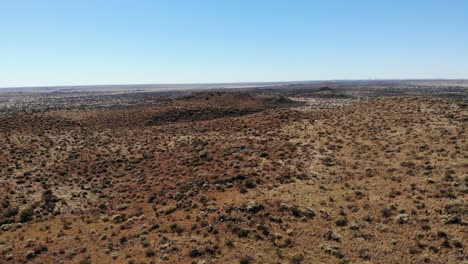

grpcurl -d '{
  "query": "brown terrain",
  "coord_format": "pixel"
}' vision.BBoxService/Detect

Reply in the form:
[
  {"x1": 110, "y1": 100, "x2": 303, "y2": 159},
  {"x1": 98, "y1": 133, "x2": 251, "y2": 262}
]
[{"x1": 0, "y1": 81, "x2": 466, "y2": 264}]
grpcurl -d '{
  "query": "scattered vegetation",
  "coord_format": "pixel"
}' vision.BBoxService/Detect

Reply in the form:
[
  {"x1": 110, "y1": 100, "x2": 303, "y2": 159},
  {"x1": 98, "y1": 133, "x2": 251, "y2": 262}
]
[{"x1": 0, "y1": 86, "x2": 465, "y2": 263}]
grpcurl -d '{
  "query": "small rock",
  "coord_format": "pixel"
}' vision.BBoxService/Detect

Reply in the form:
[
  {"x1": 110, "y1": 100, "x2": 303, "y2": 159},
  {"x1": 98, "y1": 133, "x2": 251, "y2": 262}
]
[
  {"x1": 349, "y1": 220, "x2": 365, "y2": 230},
  {"x1": 325, "y1": 230, "x2": 341, "y2": 242},
  {"x1": 1, "y1": 224, "x2": 12, "y2": 231},
  {"x1": 117, "y1": 204, "x2": 128, "y2": 211},
  {"x1": 160, "y1": 242, "x2": 171, "y2": 250},
  {"x1": 395, "y1": 213, "x2": 409, "y2": 224},
  {"x1": 111, "y1": 214, "x2": 124, "y2": 223},
  {"x1": 246, "y1": 201, "x2": 264, "y2": 213},
  {"x1": 320, "y1": 244, "x2": 344, "y2": 258},
  {"x1": 157, "y1": 205, "x2": 177, "y2": 215},
  {"x1": 25, "y1": 250, "x2": 35, "y2": 259},
  {"x1": 25, "y1": 238, "x2": 35, "y2": 247},
  {"x1": 280, "y1": 203, "x2": 292, "y2": 210},
  {"x1": 377, "y1": 224, "x2": 388, "y2": 232},
  {"x1": 443, "y1": 215, "x2": 462, "y2": 225},
  {"x1": 301, "y1": 207, "x2": 316, "y2": 218}
]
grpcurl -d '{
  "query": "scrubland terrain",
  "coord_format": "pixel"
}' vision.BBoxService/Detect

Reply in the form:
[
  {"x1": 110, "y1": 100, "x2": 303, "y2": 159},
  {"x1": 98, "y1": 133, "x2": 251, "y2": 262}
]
[{"x1": 0, "y1": 81, "x2": 466, "y2": 263}]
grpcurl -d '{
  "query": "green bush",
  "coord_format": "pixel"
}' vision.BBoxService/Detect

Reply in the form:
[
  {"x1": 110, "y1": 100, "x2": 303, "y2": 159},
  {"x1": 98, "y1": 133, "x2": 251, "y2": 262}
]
[{"x1": 19, "y1": 207, "x2": 34, "y2": 223}]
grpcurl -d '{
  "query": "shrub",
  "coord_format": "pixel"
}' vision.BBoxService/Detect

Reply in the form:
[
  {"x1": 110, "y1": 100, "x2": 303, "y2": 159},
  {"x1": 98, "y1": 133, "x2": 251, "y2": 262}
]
[
  {"x1": 19, "y1": 207, "x2": 34, "y2": 223},
  {"x1": 188, "y1": 248, "x2": 203, "y2": 257},
  {"x1": 226, "y1": 239, "x2": 234, "y2": 248},
  {"x1": 42, "y1": 189, "x2": 58, "y2": 212},
  {"x1": 239, "y1": 255, "x2": 253, "y2": 264},
  {"x1": 34, "y1": 245, "x2": 48, "y2": 255},
  {"x1": 291, "y1": 254, "x2": 305, "y2": 264},
  {"x1": 119, "y1": 236, "x2": 128, "y2": 245},
  {"x1": 381, "y1": 208, "x2": 393, "y2": 218},
  {"x1": 25, "y1": 250, "x2": 35, "y2": 259},
  {"x1": 335, "y1": 216, "x2": 348, "y2": 227},
  {"x1": 452, "y1": 239, "x2": 463, "y2": 248},
  {"x1": 0, "y1": 216, "x2": 15, "y2": 226},
  {"x1": 244, "y1": 179, "x2": 256, "y2": 189},
  {"x1": 145, "y1": 249, "x2": 155, "y2": 258},
  {"x1": 170, "y1": 223, "x2": 184, "y2": 234}
]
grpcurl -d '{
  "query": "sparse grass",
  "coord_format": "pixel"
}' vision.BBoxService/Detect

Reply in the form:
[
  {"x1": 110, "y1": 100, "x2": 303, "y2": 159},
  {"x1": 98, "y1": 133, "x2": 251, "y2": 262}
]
[{"x1": 0, "y1": 91, "x2": 465, "y2": 264}]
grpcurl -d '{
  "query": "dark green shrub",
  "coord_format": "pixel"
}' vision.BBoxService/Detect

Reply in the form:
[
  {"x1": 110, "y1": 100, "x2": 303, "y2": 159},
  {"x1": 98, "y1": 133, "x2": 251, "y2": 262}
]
[{"x1": 19, "y1": 207, "x2": 34, "y2": 223}]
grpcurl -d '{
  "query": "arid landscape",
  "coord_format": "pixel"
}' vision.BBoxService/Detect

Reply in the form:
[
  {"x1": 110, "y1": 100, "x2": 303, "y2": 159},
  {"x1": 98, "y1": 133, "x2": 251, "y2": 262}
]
[{"x1": 0, "y1": 80, "x2": 466, "y2": 263}]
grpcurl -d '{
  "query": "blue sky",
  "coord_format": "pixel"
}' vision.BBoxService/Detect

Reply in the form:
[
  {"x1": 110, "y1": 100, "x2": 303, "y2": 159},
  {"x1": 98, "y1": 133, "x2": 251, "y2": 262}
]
[{"x1": 1, "y1": 0, "x2": 467, "y2": 87}]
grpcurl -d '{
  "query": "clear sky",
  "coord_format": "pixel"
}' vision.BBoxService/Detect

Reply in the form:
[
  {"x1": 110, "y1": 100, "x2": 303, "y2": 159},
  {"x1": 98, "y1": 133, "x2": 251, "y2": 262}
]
[{"x1": 1, "y1": 0, "x2": 467, "y2": 87}]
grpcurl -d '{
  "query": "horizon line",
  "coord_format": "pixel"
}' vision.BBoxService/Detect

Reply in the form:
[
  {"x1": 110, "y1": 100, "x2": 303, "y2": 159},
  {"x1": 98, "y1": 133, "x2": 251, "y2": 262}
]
[{"x1": 1, "y1": 78, "x2": 467, "y2": 90}]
